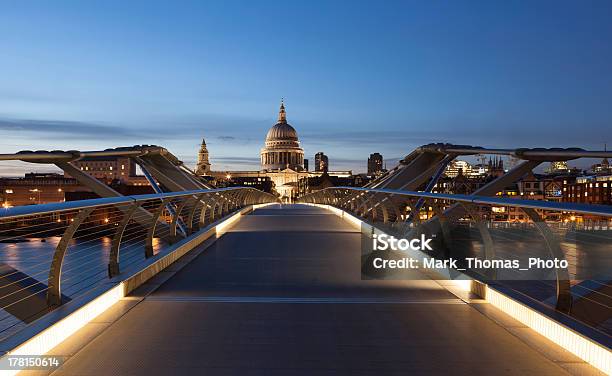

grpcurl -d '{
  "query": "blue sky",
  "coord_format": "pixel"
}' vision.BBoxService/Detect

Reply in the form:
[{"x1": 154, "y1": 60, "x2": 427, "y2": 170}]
[{"x1": 0, "y1": 0, "x2": 611, "y2": 174}]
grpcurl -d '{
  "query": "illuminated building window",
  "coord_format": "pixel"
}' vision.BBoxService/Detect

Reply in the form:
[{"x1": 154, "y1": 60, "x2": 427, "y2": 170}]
[{"x1": 4, "y1": 189, "x2": 13, "y2": 194}]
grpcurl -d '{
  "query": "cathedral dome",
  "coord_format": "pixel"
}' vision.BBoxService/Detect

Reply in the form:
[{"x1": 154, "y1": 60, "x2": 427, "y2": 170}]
[
  {"x1": 265, "y1": 102, "x2": 298, "y2": 142},
  {"x1": 266, "y1": 122, "x2": 298, "y2": 142}
]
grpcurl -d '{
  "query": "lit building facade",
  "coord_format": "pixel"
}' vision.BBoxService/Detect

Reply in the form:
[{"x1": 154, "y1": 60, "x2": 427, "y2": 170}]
[
  {"x1": 367, "y1": 153, "x2": 383, "y2": 176},
  {"x1": 591, "y1": 156, "x2": 611, "y2": 175},
  {"x1": 314, "y1": 152, "x2": 329, "y2": 172},
  {"x1": 546, "y1": 161, "x2": 569, "y2": 174},
  {"x1": 260, "y1": 101, "x2": 304, "y2": 172},
  {"x1": 68, "y1": 156, "x2": 138, "y2": 184},
  {"x1": 445, "y1": 160, "x2": 473, "y2": 178},
  {"x1": 0, "y1": 173, "x2": 80, "y2": 207},
  {"x1": 564, "y1": 175, "x2": 612, "y2": 205}
]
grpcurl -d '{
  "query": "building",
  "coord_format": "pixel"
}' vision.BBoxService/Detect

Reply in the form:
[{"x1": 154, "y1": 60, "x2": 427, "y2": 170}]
[
  {"x1": 0, "y1": 173, "x2": 81, "y2": 207},
  {"x1": 564, "y1": 175, "x2": 612, "y2": 205},
  {"x1": 260, "y1": 101, "x2": 305, "y2": 172},
  {"x1": 298, "y1": 172, "x2": 371, "y2": 196},
  {"x1": 591, "y1": 156, "x2": 611, "y2": 175},
  {"x1": 211, "y1": 101, "x2": 310, "y2": 201},
  {"x1": 207, "y1": 101, "x2": 353, "y2": 202},
  {"x1": 68, "y1": 156, "x2": 138, "y2": 184},
  {"x1": 367, "y1": 153, "x2": 383, "y2": 176},
  {"x1": 195, "y1": 138, "x2": 211, "y2": 175},
  {"x1": 445, "y1": 160, "x2": 473, "y2": 178},
  {"x1": 546, "y1": 161, "x2": 569, "y2": 174},
  {"x1": 314, "y1": 152, "x2": 329, "y2": 172},
  {"x1": 488, "y1": 156, "x2": 505, "y2": 177},
  {"x1": 207, "y1": 175, "x2": 273, "y2": 193}
]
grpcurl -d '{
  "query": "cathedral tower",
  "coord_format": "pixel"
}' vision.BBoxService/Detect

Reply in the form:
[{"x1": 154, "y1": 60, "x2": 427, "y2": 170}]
[{"x1": 195, "y1": 138, "x2": 211, "y2": 175}]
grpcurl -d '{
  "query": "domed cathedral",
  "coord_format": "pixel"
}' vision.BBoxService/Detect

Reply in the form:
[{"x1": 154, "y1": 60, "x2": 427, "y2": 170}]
[
  {"x1": 204, "y1": 100, "x2": 352, "y2": 203},
  {"x1": 260, "y1": 100, "x2": 305, "y2": 172}
]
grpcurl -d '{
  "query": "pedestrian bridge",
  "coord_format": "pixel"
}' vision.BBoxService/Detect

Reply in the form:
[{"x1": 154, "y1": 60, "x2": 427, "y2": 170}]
[
  {"x1": 0, "y1": 143, "x2": 610, "y2": 375},
  {"x1": 0, "y1": 203, "x2": 606, "y2": 375}
]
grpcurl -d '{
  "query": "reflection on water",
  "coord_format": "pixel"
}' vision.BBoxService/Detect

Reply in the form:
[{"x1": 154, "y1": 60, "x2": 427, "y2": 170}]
[{"x1": 0, "y1": 236, "x2": 166, "y2": 339}]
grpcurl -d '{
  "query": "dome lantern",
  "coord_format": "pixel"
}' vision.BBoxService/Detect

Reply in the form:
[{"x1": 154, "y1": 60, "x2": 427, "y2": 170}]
[{"x1": 278, "y1": 99, "x2": 287, "y2": 123}]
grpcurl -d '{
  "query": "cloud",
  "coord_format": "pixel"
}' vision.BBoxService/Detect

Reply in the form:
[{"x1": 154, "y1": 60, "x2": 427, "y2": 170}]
[
  {"x1": 0, "y1": 117, "x2": 141, "y2": 140},
  {"x1": 212, "y1": 156, "x2": 260, "y2": 165},
  {"x1": 0, "y1": 113, "x2": 271, "y2": 146},
  {"x1": 209, "y1": 156, "x2": 261, "y2": 171}
]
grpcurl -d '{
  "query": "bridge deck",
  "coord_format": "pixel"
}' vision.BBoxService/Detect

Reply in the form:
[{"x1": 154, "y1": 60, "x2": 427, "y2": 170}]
[{"x1": 50, "y1": 205, "x2": 580, "y2": 375}]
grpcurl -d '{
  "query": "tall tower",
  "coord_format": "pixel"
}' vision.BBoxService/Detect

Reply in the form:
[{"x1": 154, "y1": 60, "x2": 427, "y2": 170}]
[
  {"x1": 367, "y1": 153, "x2": 383, "y2": 176},
  {"x1": 195, "y1": 138, "x2": 211, "y2": 175},
  {"x1": 314, "y1": 152, "x2": 329, "y2": 172}
]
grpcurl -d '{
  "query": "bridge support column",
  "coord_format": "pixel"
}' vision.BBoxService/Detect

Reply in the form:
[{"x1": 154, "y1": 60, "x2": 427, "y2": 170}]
[
  {"x1": 460, "y1": 202, "x2": 496, "y2": 280},
  {"x1": 47, "y1": 207, "x2": 95, "y2": 307},
  {"x1": 108, "y1": 202, "x2": 141, "y2": 277},
  {"x1": 522, "y1": 207, "x2": 572, "y2": 313},
  {"x1": 146, "y1": 198, "x2": 171, "y2": 258},
  {"x1": 186, "y1": 193, "x2": 207, "y2": 234}
]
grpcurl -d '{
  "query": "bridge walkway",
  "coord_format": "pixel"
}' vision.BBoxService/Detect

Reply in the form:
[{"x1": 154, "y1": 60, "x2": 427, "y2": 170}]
[{"x1": 42, "y1": 204, "x2": 588, "y2": 375}]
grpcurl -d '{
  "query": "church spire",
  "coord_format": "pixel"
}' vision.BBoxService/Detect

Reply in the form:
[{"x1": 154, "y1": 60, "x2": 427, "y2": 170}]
[
  {"x1": 195, "y1": 137, "x2": 211, "y2": 176},
  {"x1": 278, "y1": 98, "x2": 287, "y2": 123}
]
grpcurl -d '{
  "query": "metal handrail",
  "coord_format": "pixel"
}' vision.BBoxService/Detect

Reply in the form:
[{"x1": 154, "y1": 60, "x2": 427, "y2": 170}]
[
  {"x1": 298, "y1": 186, "x2": 612, "y2": 315},
  {"x1": 0, "y1": 187, "x2": 271, "y2": 219},
  {"x1": 415, "y1": 145, "x2": 612, "y2": 160},
  {"x1": 0, "y1": 145, "x2": 165, "y2": 162},
  {"x1": 301, "y1": 186, "x2": 612, "y2": 217},
  {"x1": 0, "y1": 186, "x2": 279, "y2": 314}
]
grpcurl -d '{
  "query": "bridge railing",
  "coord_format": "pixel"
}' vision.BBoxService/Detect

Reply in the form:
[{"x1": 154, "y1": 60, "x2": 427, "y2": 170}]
[
  {"x1": 0, "y1": 187, "x2": 278, "y2": 340},
  {"x1": 298, "y1": 187, "x2": 612, "y2": 333}
]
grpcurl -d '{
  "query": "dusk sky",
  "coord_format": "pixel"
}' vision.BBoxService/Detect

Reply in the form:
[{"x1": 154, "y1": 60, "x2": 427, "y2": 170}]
[{"x1": 1, "y1": 1, "x2": 611, "y2": 175}]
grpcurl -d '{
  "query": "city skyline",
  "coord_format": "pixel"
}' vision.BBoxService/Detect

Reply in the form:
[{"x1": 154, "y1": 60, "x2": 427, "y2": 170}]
[
  {"x1": 0, "y1": 3, "x2": 610, "y2": 374},
  {"x1": 1, "y1": 1, "x2": 612, "y2": 175}
]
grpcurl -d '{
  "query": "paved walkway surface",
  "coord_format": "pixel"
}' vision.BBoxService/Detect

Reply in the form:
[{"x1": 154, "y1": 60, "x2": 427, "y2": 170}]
[{"x1": 49, "y1": 204, "x2": 586, "y2": 375}]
